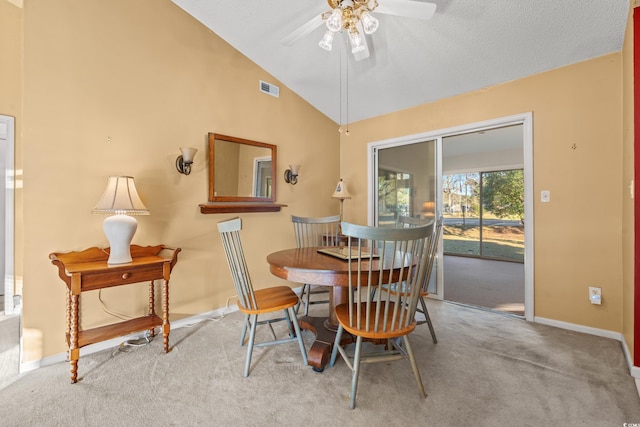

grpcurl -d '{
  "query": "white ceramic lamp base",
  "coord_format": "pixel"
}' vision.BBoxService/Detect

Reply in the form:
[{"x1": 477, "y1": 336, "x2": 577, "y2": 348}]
[{"x1": 103, "y1": 214, "x2": 138, "y2": 264}]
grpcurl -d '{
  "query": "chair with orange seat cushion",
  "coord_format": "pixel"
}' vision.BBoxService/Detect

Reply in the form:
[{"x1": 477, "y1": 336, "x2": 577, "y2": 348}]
[
  {"x1": 329, "y1": 221, "x2": 436, "y2": 409},
  {"x1": 217, "y1": 217, "x2": 307, "y2": 377}
]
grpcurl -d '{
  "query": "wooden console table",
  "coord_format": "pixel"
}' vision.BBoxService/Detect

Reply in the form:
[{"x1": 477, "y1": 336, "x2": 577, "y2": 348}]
[{"x1": 49, "y1": 244, "x2": 181, "y2": 383}]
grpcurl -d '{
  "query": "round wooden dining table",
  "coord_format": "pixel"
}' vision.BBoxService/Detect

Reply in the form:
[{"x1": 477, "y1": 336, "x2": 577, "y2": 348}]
[{"x1": 266, "y1": 246, "x2": 405, "y2": 371}]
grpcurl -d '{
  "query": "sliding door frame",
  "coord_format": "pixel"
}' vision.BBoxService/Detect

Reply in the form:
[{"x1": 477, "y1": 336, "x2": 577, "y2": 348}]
[{"x1": 368, "y1": 112, "x2": 534, "y2": 321}]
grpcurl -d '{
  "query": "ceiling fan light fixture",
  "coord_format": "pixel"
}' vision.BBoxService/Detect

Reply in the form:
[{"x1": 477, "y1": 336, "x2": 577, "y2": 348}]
[
  {"x1": 360, "y1": 11, "x2": 378, "y2": 34},
  {"x1": 326, "y1": 8, "x2": 343, "y2": 32},
  {"x1": 319, "y1": 30, "x2": 335, "y2": 51}
]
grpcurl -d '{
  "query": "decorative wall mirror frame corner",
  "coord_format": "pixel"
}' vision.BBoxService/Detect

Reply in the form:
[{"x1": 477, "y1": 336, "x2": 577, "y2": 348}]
[{"x1": 201, "y1": 132, "x2": 285, "y2": 214}]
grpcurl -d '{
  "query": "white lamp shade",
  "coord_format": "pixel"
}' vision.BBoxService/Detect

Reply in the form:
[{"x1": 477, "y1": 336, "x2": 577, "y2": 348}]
[
  {"x1": 332, "y1": 179, "x2": 351, "y2": 200},
  {"x1": 93, "y1": 176, "x2": 149, "y2": 215},
  {"x1": 180, "y1": 147, "x2": 198, "y2": 163},
  {"x1": 289, "y1": 164, "x2": 300, "y2": 175}
]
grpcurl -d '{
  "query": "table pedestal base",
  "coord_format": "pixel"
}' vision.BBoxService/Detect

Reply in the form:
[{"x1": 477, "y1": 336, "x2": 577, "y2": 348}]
[{"x1": 299, "y1": 315, "x2": 354, "y2": 371}]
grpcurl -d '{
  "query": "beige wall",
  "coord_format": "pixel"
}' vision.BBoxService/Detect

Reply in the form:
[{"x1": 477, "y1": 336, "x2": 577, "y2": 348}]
[
  {"x1": 18, "y1": 0, "x2": 339, "y2": 360},
  {"x1": 341, "y1": 54, "x2": 625, "y2": 332},
  {"x1": 623, "y1": 4, "x2": 636, "y2": 358}
]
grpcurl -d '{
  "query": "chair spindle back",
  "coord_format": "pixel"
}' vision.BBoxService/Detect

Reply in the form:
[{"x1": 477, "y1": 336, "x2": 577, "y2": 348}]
[
  {"x1": 217, "y1": 217, "x2": 257, "y2": 311},
  {"x1": 341, "y1": 221, "x2": 435, "y2": 334},
  {"x1": 398, "y1": 216, "x2": 443, "y2": 293},
  {"x1": 292, "y1": 215, "x2": 341, "y2": 248}
]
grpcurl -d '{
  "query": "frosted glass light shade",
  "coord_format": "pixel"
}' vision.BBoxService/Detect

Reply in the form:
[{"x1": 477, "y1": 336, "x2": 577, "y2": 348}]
[
  {"x1": 180, "y1": 147, "x2": 198, "y2": 163},
  {"x1": 349, "y1": 30, "x2": 365, "y2": 54},
  {"x1": 326, "y1": 8, "x2": 343, "y2": 32},
  {"x1": 319, "y1": 30, "x2": 335, "y2": 51},
  {"x1": 360, "y1": 11, "x2": 379, "y2": 34}
]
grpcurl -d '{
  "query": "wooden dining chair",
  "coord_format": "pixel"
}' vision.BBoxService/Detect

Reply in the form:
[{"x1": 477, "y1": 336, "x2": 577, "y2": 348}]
[
  {"x1": 328, "y1": 221, "x2": 436, "y2": 409},
  {"x1": 291, "y1": 214, "x2": 341, "y2": 315},
  {"x1": 397, "y1": 215, "x2": 443, "y2": 344},
  {"x1": 217, "y1": 217, "x2": 308, "y2": 377}
]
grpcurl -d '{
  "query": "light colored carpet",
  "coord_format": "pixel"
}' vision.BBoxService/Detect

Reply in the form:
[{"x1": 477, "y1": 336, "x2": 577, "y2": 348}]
[
  {"x1": 444, "y1": 255, "x2": 525, "y2": 316},
  {"x1": 0, "y1": 301, "x2": 638, "y2": 426}
]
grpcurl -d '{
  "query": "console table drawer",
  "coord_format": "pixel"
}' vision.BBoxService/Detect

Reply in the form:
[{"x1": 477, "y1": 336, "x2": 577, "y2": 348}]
[{"x1": 80, "y1": 263, "x2": 164, "y2": 291}]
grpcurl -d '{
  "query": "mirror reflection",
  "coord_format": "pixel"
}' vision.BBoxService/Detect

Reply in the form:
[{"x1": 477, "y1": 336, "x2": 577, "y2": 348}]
[{"x1": 208, "y1": 133, "x2": 276, "y2": 202}]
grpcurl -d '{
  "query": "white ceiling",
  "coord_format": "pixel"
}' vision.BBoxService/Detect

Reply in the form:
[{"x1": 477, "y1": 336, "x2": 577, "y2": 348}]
[{"x1": 171, "y1": 0, "x2": 629, "y2": 125}]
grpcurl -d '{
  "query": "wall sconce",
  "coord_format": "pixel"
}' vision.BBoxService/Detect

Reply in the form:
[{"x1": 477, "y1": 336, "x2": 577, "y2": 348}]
[
  {"x1": 284, "y1": 164, "x2": 300, "y2": 185},
  {"x1": 176, "y1": 147, "x2": 198, "y2": 175}
]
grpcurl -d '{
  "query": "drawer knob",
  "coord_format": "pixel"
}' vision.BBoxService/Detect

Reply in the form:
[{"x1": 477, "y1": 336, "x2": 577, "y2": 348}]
[{"x1": 122, "y1": 273, "x2": 131, "y2": 279}]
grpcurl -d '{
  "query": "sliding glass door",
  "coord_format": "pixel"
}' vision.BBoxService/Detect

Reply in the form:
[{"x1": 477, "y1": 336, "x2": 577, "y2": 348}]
[{"x1": 374, "y1": 139, "x2": 439, "y2": 295}]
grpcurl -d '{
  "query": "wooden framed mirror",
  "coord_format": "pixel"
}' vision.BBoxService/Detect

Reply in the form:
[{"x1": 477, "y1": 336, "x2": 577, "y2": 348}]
[{"x1": 207, "y1": 133, "x2": 277, "y2": 203}]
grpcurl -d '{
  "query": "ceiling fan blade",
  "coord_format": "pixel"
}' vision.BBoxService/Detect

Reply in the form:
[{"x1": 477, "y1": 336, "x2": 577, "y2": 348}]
[
  {"x1": 375, "y1": 0, "x2": 437, "y2": 20},
  {"x1": 280, "y1": 14, "x2": 324, "y2": 46},
  {"x1": 353, "y1": 21, "x2": 370, "y2": 61}
]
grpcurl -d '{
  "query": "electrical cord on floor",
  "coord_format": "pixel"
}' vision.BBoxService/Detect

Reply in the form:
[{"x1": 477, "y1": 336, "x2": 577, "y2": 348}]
[{"x1": 115, "y1": 329, "x2": 154, "y2": 354}]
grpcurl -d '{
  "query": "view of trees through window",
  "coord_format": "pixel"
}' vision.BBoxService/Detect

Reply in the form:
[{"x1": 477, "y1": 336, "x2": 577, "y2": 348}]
[
  {"x1": 378, "y1": 169, "x2": 412, "y2": 227},
  {"x1": 443, "y1": 169, "x2": 524, "y2": 262}
]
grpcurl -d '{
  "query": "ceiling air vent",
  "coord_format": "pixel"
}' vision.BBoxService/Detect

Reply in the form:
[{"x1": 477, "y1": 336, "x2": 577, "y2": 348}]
[{"x1": 259, "y1": 80, "x2": 280, "y2": 98}]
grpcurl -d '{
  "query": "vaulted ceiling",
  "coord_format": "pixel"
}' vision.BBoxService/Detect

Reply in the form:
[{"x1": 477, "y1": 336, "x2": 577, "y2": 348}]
[{"x1": 171, "y1": 0, "x2": 629, "y2": 125}]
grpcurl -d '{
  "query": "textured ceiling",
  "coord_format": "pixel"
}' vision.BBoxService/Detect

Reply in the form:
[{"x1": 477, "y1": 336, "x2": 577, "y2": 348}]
[{"x1": 171, "y1": 0, "x2": 629, "y2": 125}]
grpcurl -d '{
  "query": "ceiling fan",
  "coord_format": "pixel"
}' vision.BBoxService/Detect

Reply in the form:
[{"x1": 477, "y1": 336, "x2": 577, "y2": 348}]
[{"x1": 281, "y1": 0, "x2": 437, "y2": 61}]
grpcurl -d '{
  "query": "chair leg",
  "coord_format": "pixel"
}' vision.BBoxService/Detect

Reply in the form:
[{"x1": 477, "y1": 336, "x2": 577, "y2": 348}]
[
  {"x1": 329, "y1": 325, "x2": 344, "y2": 367},
  {"x1": 403, "y1": 335, "x2": 426, "y2": 398},
  {"x1": 419, "y1": 296, "x2": 437, "y2": 344},
  {"x1": 289, "y1": 307, "x2": 308, "y2": 366},
  {"x1": 349, "y1": 336, "x2": 363, "y2": 410},
  {"x1": 244, "y1": 314, "x2": 258, "y2": 377},
  {"x1": 304, "y1": 284, "x2": 311, "y2": 316},
  {"x1": 295, "y1": 284, "x2": 307, "y2": 314},
  {"x1": 283, "y1": 308, "x2": 295, "y2": 338},
  {"x1": 240, "y1": 313, "x2": 250, "y2": 346}
]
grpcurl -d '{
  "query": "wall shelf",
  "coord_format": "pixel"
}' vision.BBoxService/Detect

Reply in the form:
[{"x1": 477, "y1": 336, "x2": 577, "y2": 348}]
[{"x1": 199, "y1": 203, "x2": 287, "y2": 214}]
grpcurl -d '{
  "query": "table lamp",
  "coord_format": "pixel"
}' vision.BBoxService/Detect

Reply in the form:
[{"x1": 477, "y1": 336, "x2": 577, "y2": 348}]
[
  {"x1": 92, "y1": 176, "x2": 150, "y2": 264},
  {"x1": 332, "y1": 178, "x2": 351, "y2": 223}
]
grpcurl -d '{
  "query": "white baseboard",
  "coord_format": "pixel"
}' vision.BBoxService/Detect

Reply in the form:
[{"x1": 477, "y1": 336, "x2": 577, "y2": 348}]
[
  {"x1": 534, "y1": 316, "x2": 623, "y2": 341},
  {"x1": 535, "y1": 316, "x2": 639, "y2": 381},
  {"x1": 19, "y1": 304, "x2": 238, "y2": 374}
]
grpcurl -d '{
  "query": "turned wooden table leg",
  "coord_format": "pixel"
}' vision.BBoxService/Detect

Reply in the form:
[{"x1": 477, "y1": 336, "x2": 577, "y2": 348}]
[
  {"x1": 69, "y1": 293, "x2": 80, "y2": 383},
  {"x1": 162, "y1": 276, "x2": 170, "y2": 353},
  {"x1": 65, "y1": 289, "x2": 71, "y2": 347},
  {"x1": 148, "y1": 281, "x2": 156, "y2": 337}
]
